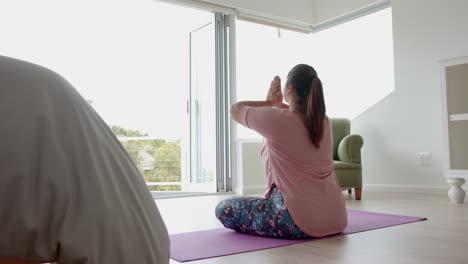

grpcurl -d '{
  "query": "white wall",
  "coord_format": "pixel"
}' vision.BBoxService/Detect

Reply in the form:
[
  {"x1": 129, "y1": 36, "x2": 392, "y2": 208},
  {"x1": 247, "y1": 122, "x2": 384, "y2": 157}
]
[{"x1": 352, "y1": 0, "x2": 468, "y2": 191}]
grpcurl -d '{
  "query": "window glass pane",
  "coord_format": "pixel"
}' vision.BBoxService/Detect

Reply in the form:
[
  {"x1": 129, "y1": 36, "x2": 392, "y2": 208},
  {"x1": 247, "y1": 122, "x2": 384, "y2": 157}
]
[
  {"x1": 0, "y1": 0, "x2": 213, "y2": 192},
  {"x1": 236, "y1": 9, "x2": 394, "y2": 139},
  {"x1": 190, "y1": 23, "x2": 216, "y2": 185}
]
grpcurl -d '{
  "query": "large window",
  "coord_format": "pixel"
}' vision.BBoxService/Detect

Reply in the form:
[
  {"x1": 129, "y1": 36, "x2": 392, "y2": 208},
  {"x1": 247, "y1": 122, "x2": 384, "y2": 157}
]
[
  {"x1": 0, "y1": 0, "x2": 229, "y2": 194},
  {"x1": 236, "y1": 8, "x2": 394, "y2": 138},
  {"x1": 1, "y1": 1, "x2": 393, "y2": 193}
]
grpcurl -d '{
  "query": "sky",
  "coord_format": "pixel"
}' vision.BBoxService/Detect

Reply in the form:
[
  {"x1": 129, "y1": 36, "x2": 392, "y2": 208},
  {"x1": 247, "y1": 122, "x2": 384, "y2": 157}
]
[
  {"x1": 0, "y1": 0, "x2": 394, "y2": 140},
  {"x1": 236, "y1": 9, "x2": 395, "y2": 138},
  {"x1": 0, "y1": 0, "x2": 211, "y2": 140}
]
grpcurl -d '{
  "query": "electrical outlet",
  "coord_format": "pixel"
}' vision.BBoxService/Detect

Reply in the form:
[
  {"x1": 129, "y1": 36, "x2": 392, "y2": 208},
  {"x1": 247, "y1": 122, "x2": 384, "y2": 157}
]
[{"x1": 418, "y1": 152, "x2": 432, "y2": 166}]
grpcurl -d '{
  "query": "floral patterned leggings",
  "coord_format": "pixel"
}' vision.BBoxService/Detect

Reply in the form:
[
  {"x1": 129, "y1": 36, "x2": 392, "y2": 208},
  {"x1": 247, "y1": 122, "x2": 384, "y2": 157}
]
[{"x1": 215, "y1": 184, "x2": 311, "y2": 239}]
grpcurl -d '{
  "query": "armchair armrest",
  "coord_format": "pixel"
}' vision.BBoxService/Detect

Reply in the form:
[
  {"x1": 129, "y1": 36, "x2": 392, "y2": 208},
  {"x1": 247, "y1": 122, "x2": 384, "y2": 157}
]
[{"x1": 337, "y1": 134, "x2": 363, "y2": 163}]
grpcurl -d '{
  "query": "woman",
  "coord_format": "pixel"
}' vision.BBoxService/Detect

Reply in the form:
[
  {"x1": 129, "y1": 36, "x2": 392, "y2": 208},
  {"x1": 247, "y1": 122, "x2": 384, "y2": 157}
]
[
  {"x1": 215, "y1": 64, "x2": 347, "y2": 239},
  {"x1": 0, "y1": 55, "x2": 170, "y2": 264}
]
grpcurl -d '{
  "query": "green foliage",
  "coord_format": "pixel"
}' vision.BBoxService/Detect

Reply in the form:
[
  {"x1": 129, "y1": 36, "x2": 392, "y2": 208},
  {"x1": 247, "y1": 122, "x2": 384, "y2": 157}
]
[
  {"x1": 148, "y1": 185, "x2": 182, "y2": 191},
  {"x1": 149, "y1": 141, "x2": 181, "y2": 183},
  {"x1": 110, "y1": 125, "x2": 148, "y2": 137},
  {"x1": 111, "y1": 125, "x2": 182, "y2": 192},
  {"x1": 121, "y1": 141, "x2": 143, "y2": 167}
]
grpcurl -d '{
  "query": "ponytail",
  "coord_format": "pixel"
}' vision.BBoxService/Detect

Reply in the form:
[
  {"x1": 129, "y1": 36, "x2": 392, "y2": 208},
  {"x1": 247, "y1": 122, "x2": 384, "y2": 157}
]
[
  {"x1": 305, "y1": 77, "x2": 326, "y2": 148},
  {"x1": 287, "y1": 64, "x2": 326, "y2": 148}
]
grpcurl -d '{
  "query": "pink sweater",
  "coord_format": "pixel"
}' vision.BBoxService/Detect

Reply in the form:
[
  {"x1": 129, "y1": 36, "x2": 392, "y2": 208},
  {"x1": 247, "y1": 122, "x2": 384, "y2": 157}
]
[{"x1": 239, "y1": 105, "x2": 347, "y2": 237}]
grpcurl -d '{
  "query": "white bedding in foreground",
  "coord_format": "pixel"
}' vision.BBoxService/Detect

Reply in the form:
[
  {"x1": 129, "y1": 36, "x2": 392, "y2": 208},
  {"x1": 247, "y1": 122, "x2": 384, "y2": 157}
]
[{"x1": 0, "y1": 55, "x2": 170, "y2": 264}]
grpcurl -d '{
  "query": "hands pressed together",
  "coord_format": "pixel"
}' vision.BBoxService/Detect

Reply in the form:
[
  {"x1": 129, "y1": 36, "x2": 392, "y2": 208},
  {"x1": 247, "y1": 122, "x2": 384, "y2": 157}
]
[
  {"x1": 266, "y1": 76, "x2": 283, "y2": 107},
  {"x1": 230, "y1": 75, "x2": 288, "y2": 124}
]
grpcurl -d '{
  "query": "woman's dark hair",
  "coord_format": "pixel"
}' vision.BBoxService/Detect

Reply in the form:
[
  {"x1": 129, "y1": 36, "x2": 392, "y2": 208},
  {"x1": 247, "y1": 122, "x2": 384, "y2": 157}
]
[{"x1": 286, "y1": 64, "x2": 326, "y2": 148}]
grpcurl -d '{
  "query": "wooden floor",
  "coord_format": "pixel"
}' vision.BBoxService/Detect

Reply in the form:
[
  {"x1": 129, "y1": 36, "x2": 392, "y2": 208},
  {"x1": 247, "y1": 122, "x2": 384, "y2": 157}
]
[{"x1": 156, "y1": 191, "x2": 468, "y2": 264}]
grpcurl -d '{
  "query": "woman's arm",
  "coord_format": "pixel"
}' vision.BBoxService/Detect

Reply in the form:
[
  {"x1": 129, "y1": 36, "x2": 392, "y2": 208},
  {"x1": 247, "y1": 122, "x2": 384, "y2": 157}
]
[
  {"x1": 230, "y1": 101, "x2": 273, "y2": 124},
  {"x1": 230, "y1": 76, "x2": 283, "y2": 124},
  {"x1": 276, "y1": 103, "x2": 290, "y2": 110}
]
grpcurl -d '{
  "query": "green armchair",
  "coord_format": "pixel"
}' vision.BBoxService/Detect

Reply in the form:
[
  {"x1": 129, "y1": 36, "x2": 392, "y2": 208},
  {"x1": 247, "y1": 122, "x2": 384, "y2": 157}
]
[{"x1": 331, "y1": 118, "x2": 364, "y2": 200}]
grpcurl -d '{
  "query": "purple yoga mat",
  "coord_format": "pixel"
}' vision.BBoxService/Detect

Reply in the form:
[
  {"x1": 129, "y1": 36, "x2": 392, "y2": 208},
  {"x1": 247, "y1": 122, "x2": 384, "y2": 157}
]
[{"x1": 170, "y1": 210, "x2": 426, "y2": 262}]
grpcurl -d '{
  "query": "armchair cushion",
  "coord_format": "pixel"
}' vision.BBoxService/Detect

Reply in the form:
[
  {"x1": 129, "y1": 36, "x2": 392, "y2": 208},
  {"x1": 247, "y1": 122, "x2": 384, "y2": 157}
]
[
  {"x1": 333, "y1": 160, "x2": 361, "y2": 170},
  {"x1": 331, "y1": 118, "x2": 350, "y2": 160},
  {"x1": 337, "y1": 134, "x2": 364, "y2": 163},
  {"x1": 330, "y1": 118, "x2": 364, "y2": 199}
]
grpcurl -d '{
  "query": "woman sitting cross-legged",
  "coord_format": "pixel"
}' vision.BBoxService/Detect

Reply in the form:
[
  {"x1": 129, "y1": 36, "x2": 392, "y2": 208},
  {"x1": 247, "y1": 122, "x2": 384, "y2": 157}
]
[{"x1": 215, "y1": 64, "x2": 347, "y2": 239}]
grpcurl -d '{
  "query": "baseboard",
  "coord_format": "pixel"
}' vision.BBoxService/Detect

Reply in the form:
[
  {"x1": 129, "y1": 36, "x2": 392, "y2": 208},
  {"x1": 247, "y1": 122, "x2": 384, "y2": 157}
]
[{"x1": 363, "y1": 184, "x2": 448, "y2": 194}]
